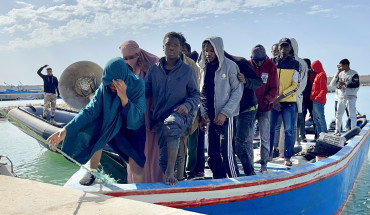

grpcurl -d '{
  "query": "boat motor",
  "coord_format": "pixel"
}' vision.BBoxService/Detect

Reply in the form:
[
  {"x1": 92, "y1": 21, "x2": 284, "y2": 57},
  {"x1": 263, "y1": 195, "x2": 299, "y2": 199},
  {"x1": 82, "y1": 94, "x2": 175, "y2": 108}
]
[{"x1": 59, "y1": 61, "x2": 103, "y2": 110}]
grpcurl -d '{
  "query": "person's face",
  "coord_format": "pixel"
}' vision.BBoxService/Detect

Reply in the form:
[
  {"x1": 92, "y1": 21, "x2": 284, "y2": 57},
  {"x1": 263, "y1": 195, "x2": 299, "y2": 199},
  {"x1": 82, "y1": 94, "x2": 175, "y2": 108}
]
[
  {"x1": 123, "y1": 53, "x2": 139, "y2": 69},
  {"x1": 339, "y1": 63, "x2": 349, "y2": 71},
  {"x1": 337, "y1": 64, "x2": 342, "y2": 72},
  {"x1": 108, "y1": 82, "x2": 117, "y2": 93},
  {"x1": 182, "y1": 45, "x2": 190, "y2": 56},
  {"x1": 279, "y1": 43, "x2": 291, "y2": 59},
  {"x1": 271, "y1": 45, "x2": 279, "y2": 57},
  {"x1": 163, "y1": 37, "x2": 181, "y2": 60},
  {"x1": 204, "y1": 43, "x2": 217, "y2": 63},
  {"x1": 252, "y1": 59, "x2": 265, "y2": 68},
  {"x1": 46, "y1": 69, "x2": 52, "y2": 76}
]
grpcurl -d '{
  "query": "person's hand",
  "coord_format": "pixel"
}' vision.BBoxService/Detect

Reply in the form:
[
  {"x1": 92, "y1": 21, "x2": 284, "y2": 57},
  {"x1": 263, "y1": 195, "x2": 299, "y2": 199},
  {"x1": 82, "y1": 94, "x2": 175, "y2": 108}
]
[
  {"x1": 273, "y1": 101, "x2": 281, "y2": 111},
  {"x1": 47, "y1": 128, "x2": 67, "y2": 151},
  {"x1": 43, "y1": 65, "x2": 48, "y2": 68},
  {"x1": 337, "y1": 80, "x2": 346, "y2": 89},
  {"x1": 174, "y1": 104, "x2": 189, "y2": 116},
  {"x1": 237, "y1": 73, "x2": 246, "y2": 84},
  {"x1": 137, "y1": 55, "x2": 150, "y2": 73},
  {"x1": 214, "y1": 113, "x2": 227, "y2": 126},
  {"x1": 113, "y1": 79, "x2": 128, "y2": 106},
  {"x1": 200, "y1": 114, "x2": 210, "y2": 131}
]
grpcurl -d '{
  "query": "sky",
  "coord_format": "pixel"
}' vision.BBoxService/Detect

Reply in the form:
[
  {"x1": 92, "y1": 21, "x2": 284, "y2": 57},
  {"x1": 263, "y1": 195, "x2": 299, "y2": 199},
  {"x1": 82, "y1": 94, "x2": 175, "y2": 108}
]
[{"x1": 0, "y1": 0, "x2": 369, "y2": 86}]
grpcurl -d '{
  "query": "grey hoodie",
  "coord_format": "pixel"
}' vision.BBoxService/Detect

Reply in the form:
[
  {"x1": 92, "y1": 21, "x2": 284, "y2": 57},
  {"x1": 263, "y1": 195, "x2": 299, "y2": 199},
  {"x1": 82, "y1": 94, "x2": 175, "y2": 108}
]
[
  {"x1": 290, "y1": 38, "x2": 308, "y2": 113},
  {"x1": 199, "y1": 36, "x2": 243, "y2": 118}
]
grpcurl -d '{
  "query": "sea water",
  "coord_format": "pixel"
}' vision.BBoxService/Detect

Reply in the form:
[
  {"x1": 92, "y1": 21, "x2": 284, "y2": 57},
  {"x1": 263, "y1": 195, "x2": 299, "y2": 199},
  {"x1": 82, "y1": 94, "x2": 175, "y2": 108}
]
[{"x1": 0, "y1": 88, "x2": 369, "y2": 214}]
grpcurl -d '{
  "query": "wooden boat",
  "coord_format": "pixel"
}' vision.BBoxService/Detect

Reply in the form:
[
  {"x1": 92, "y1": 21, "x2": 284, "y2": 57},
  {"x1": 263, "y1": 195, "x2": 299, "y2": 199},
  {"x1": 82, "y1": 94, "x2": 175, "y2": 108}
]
[{"x1": 64, "y1": 124, "x2": 370, "y2": 215}]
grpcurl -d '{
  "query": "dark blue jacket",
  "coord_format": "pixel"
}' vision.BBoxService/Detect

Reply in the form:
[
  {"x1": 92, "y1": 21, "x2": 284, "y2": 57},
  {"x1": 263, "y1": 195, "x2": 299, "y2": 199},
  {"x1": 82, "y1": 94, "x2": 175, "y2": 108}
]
[{"x1": 145, "y1": 57, "x2": 200, "y2": 127}]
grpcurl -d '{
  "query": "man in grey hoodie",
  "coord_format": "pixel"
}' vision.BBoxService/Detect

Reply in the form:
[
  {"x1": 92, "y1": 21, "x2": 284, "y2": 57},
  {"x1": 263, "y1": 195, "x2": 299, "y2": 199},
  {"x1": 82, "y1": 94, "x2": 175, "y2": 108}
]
[{"x1": 199, "y1": 36, "x2": 243, "y2": 179}]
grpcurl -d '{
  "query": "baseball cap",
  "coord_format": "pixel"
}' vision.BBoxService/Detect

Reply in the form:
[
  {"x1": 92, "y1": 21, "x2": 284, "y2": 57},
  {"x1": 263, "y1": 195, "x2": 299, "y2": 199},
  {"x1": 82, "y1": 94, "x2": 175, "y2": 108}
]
[{"x1": 279, "y1": 38, "x2": 291, "y2": 46}]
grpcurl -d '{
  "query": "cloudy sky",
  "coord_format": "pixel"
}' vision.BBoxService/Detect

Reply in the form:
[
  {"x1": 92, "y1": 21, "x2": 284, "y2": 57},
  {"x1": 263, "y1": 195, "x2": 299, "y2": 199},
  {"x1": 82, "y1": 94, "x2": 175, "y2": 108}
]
[{"x1": 0, "y1": 0, "x2": 369, "y2": 85}]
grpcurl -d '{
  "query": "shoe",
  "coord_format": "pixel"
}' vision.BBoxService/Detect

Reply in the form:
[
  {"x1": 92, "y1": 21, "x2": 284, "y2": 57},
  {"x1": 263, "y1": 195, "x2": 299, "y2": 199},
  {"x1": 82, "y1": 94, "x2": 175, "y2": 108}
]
[
  {"x1": 333, "y1": 132, "x2": 341, "y2": 136},
  {"x1": 284, "y1": 160, "x2": 292, "y2": 166},
  {"x1": 311, "y1": 139, "x2": 316, "y2": 143},
  {"x1": 196, "y1": 172, "x2": 204, "y2": 178},
  {"x1": 272, "y1": 149, "x2": 279, "y2": 158},
  {"x1": 268, "y1": 156, "x2": 273, "y2": 162},
  {"x1": 79, "y1": 172, "x2": 96, "y2": 186},
  {"x1": 50, "y1": 119, "x2": 55, "y2": 124},
  {"x1": 301, "y1": 138, "x2": 307, "y2": 143},
  {"x1": 42, "y1": 116, "x2": 47, "y2": 120}
]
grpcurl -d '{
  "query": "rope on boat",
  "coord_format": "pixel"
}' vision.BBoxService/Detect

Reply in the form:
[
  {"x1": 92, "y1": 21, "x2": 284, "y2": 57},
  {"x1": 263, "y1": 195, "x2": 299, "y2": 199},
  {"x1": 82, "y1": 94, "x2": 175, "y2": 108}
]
[{"x1": 0, "y1": 109, "x2": 116, "y2": 184}]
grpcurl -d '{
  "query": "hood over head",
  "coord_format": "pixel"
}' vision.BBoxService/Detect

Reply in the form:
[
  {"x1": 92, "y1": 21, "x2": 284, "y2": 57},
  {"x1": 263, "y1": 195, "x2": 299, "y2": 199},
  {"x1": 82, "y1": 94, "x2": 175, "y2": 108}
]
[
  {"x1": 199, "y1": 36, "x2": 225, "y2": 69},
  {"x1": 289, "y1": 38, "x2": 299, "y2": 59},
  {"x1": 311, "y1": 60, "x2": 325, "y2": 74},
  {"x1": 102, "y1": 57, "x2": 130, "y2": 86}
]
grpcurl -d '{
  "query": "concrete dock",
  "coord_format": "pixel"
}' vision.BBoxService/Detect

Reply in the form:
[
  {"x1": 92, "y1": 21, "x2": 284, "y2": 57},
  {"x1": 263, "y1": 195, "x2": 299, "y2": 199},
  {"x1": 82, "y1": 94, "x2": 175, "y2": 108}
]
[{"x1": 0, "y1": 175, "x2": 202, "y2": 215}]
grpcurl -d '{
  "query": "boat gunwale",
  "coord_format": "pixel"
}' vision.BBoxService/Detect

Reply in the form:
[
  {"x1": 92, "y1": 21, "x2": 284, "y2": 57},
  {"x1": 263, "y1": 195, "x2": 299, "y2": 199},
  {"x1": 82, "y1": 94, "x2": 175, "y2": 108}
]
[{"x1": 101, "y1": 125, "x2": 370, "y2": 198}]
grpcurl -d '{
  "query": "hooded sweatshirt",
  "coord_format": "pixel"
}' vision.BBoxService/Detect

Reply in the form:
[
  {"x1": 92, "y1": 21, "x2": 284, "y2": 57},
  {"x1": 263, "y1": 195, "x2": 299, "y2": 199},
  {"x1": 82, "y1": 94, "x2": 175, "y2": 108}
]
[
  {"x1": 225, "y1": 52, "x2": 262, "y2": 113},
  {"x1": 290, "y1": 38, "x2": 308, "y2": 112},
  {"x1": 310, "y1": 60, "x2": 328, "y2": 104},
  {"x1": 199, "y1": 36, "x2": 243, "y2": 118},
  {"x1": 62, "y1": 57, "x2": 146, "y2": 164},
  {"x1": 249, "y1": 56, "x2": 279, "y2": 112}
]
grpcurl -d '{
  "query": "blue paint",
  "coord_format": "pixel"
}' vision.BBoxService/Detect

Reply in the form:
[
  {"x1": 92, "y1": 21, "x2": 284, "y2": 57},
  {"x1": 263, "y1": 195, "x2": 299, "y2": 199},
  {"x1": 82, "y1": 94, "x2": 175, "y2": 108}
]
[{"x1": 184, "y1": 129, "x2": 370, "y2": 215}]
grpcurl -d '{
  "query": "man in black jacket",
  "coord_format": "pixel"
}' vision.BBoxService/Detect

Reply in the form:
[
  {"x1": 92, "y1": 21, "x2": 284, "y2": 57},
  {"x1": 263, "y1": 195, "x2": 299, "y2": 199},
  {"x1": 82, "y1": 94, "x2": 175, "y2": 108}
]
[{"x1": 37, "y1": 65, "x2": 60, "y2": 123}]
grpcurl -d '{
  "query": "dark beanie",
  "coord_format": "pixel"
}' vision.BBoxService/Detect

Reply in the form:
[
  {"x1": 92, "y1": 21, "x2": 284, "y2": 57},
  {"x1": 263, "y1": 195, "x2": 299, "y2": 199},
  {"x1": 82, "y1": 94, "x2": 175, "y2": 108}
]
[
  {"x1": 251, "y1": 44, "x2": 266, "y2": 61},
  {"x1": 303, "y1": 58, "x2": 311, "y2": 69}
]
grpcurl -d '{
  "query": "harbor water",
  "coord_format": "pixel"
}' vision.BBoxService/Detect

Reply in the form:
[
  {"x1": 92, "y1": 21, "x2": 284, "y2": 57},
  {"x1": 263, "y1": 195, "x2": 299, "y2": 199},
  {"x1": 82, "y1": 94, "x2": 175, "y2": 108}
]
[{"x1": 1, "y1": 88, "x2": 369, "y2": 214}]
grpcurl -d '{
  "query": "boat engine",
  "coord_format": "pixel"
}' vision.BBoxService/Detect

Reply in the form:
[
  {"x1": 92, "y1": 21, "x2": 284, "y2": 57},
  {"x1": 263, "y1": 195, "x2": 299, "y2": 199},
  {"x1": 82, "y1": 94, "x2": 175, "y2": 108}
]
[{"x1": 59, "y1": 61, "x2": 103, "y2": 110}]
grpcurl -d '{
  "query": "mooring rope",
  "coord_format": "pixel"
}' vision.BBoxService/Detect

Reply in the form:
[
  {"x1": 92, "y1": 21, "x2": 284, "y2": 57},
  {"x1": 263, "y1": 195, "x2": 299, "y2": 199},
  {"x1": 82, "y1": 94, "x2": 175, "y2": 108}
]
[{"x1": 0, "y1": 108, "x2": 116, "y2": 184}]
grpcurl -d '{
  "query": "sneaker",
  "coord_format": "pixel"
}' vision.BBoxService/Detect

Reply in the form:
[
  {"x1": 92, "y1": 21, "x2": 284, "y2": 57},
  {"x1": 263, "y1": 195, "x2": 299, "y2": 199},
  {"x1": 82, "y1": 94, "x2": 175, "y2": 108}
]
[
  {"x1": 42, "y1": 116, "x2": 47, "y2": 120},
  {"x1": 301, "y1": 138, "x2": 307, "y2": 143},
  {"x1": 284, "y1": 160, "x2": 292, "y2": 166},
  {"x1": 333, "y1": 132, "x2": 341, "y2": 136},
  {"x1": 196, "y1": 172, "x2": 204, "y2": 178},
  {"x1": 272, "y1": 149, "x2": 280, "y2": 158},
  {"x1": 50, "y1": 118, "x2": 55, "y2": 124},
  {"x1": 79, "y1": 172, "x2": 96, "y2": 186}
]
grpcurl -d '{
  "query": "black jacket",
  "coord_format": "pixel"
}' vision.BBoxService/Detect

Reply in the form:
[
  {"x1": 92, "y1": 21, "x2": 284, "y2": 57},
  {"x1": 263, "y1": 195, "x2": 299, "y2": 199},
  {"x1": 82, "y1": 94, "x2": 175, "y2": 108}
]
[
  {"x1": 224, "y1": 51, "x2": 262, "y2": 112},
  {"x1": 37, "y1": 67, "x2": 60, "y2": 95}
]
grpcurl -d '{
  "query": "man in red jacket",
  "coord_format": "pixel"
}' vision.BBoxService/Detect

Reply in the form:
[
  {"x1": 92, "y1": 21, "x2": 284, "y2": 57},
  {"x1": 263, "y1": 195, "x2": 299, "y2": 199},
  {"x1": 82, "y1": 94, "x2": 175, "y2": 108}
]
[
  {"x1": 310, "y1": 60, "x2": 328, "y2": 138},
  {"x1": 249, "y1": 45, "x2": 279, "y2": 173}
]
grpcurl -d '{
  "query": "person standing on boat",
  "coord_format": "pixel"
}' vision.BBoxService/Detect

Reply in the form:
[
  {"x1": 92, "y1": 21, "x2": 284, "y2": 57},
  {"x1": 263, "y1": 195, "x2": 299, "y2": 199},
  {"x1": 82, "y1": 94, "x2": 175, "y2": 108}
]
[
  {"x1": 84, "y1": 40, "x2": 161, "y2": 185},
  {"x1": 248, "y1": 44, "x2": 278, "y2": 173},
  {"x1": 47, "y1": 57, "x2": 147, "y2": 186},
  {"x1": 37, "y1": 65, "x2": 60, "y2": 123},
  {"x1": 302, "y1": 58, "x2": 317, "y2": 141},
  {"x1": 310, "y1": 60, "x2": 328, "y2": 137},
  {"x1": 225, "y1": 50, "x2": 263, "y2": 176},
  {"x1": 290, "y1": 38, "x2": 308, "y2": 145},
  {"x1": 334, "y1": 59, "x2": 360, "y2": 135},
  {"x1": 270, "y1": 38, "x2": 300, "y2": 166},
  {"x1": 199, "y1": 36, "x2": 243, "y2": 179},
  {"x1": 145, "y1": 32, "x2": 200, "y2": 185}
]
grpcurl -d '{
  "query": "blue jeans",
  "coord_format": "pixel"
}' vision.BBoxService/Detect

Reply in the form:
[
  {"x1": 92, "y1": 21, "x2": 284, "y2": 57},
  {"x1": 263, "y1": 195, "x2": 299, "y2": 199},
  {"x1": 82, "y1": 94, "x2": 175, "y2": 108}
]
[
  {"x1": 313, "y1": 101, "x2": 327, "y2": 136},
  {"x1": 270, "y1": 102, "x2": 297, "y2": 160},
  {"x1": 235, "y1": 110, "x2": 257, "y2": 176}
]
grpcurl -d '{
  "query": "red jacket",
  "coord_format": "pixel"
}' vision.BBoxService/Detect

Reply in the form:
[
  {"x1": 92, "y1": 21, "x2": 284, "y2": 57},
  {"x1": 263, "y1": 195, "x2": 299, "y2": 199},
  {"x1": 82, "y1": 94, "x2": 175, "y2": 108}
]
[
  {"x1": 250, "y1": 56, "x2": 279, "y2": 112},
  {"x1": 310, "y1": 60, "x2": 328, "y2": 104}
]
